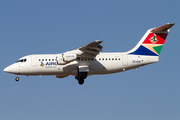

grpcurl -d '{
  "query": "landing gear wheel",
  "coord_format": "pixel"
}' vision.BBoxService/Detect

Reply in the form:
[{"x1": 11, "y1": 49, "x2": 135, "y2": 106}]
[
  {"x1": 78, "y1": 79, "x2": 84, "y2": 85},
  {"x1": 75, "y1": 69, "x2": 88, "y2": 85},
  {"x1": 80, "y1": 72, "x2": 87, "y2": 79},
  {"x1": 15, "y1": 77, "x2": 19, "y2": 81}
]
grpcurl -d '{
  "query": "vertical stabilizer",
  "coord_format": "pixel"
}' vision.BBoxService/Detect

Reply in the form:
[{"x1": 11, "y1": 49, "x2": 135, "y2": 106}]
[{"x1": 128, "y1": 23, "x2": 175, "y2": 56}]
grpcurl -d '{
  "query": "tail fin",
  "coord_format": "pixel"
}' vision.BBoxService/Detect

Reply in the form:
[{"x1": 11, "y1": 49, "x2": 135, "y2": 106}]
[{"x1": 128, "y1": 23, "x2": 175, "y2": 56}]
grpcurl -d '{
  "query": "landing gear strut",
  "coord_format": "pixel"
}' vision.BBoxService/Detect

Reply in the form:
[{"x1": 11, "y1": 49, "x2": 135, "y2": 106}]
[
  {"x1": 15, "y1": 75, "x2": 19, "y2": 81},
  {"x1": 75, "y1": 72, "x2": 87, "y2": 85}
]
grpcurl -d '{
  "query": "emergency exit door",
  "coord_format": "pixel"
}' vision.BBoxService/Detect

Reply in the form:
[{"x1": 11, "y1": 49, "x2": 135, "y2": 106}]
[{"x1": 122, "y1": 55, "x2": 128, "y2": 66}]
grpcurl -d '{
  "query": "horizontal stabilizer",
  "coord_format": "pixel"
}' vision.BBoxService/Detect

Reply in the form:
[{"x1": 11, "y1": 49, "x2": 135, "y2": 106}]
[{"x1": 151, "y1": 23, "x2": 175, "y2": 33}]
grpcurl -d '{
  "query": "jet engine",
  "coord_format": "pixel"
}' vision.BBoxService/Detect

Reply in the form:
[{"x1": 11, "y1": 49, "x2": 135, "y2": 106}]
[{"x1": 56, "y1": 53, "x2": 77, "y2": 65}]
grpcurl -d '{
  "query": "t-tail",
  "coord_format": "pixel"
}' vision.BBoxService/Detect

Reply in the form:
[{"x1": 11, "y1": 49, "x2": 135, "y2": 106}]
[{"x1": 128, "y1": 23, "x2": 175, "y2": 56}]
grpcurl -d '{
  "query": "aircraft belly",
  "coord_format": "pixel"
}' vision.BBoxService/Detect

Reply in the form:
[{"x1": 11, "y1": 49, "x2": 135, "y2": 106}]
[{"x1": 89, "y1": 61, "x2": 122, "y2": 75}]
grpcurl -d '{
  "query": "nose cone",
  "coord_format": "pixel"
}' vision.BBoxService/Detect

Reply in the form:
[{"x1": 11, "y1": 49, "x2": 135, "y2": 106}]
[
  {"x1": 4, "y1": 67, "x2": 10, "y2": 73},
  {"x1": 4, "y1": 64, "x2": 20, "y2": 74}
]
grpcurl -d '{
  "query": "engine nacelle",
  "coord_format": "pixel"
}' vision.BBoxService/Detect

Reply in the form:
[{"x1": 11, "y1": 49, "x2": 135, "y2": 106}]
[
  {"x1": 63, "y1": 53, "x2": 77, "y2": 62},
  {"x1": 56, "y1": 57, "x2": 66, "y2": 65},
  {"x1": 56, "y1": 53, "x2": 77, "y2": 65}
]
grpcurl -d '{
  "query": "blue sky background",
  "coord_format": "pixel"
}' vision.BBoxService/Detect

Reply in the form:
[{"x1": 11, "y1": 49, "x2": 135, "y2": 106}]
[{"x1": 0, "y1": 0, "x2": 179, "y2": 120}]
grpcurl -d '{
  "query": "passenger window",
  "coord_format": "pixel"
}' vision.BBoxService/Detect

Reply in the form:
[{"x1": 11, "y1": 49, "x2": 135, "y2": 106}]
[
  {"x1": 49, "y1": 59, "x2": 51, "y2": 61},
  {"x1": 42, "y1": 59, "x2": 44, "y2": 61},
  {"x1": 102, "y1": 58, "x2": 104, "y2": 60},
  {"x1": 99, "y1": 58, "x2": 101, "y2": 60},
  {"x1": 52, "y1": 59, "x2": 54, "y2": 61},
  {"x1": 109, "y1": 58, "x2": 111, "y2": 60},
  {"x1": 106, "y1": 58, "x2": 107, "y2": 60},
  {"x1": 115, "y1": 58, "x2": 117, "y2": 60},
  {"x1": 112, "y1": 58, "x2": 114, "y2": 60},
  {"x1": 119, "y1": 58, "x2": 120, "y2": 60},
  {"x1": 39, "y1": 59, "x2": 41, "y2": 61}
]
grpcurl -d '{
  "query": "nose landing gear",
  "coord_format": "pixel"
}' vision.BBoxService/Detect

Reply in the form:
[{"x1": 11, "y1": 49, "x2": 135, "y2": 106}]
[{"x1": 15, "y1": 75, "x2": 19, "y2": 81}]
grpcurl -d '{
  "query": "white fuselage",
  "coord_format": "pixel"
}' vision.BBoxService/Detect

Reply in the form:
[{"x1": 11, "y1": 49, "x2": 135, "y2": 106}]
[
  {"x1": 4, "y1": 52, "x2": 159, "y2": 77},
  {"x1": 3, "y1": 23, "x2": 174, "y2": 85}
]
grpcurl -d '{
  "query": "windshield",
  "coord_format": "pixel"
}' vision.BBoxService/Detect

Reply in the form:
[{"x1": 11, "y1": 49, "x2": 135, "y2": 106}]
[{"x1": 16, "y1": 59, "x2": 27, "y2": 63}]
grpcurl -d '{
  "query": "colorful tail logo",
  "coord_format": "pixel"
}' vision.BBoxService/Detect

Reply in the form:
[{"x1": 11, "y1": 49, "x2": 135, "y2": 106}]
[
  {"x1": 129, "y1": 23, "x2": 174, "y2": 56},
  {"x1": 129, "y1": 32, "x2": 168, "y2": 56},
  {"x1": 142, "y1": 32, "x2": 167, "y2": 55}
]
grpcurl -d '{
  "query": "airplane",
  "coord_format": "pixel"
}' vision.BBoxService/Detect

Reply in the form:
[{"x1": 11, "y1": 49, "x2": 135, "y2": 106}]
[{"x1": 4, "y1": 23, "x2": 175, "y2": 85}]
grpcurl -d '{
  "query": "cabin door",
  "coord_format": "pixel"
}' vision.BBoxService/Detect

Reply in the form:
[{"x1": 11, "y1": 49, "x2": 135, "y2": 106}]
[{"x1": 31, "y1": 56, "x2": 37, "y2": 67}]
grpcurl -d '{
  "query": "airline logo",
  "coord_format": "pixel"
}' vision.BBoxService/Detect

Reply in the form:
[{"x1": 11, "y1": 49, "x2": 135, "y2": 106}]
[
  {"x1": 130, "y1": 32, "x2": 168, "y2": 56},
  {"x1": 40, "y1": 62, "x2": 45, "y2": 67},
  {"x1": 149, "y1": 34, "x2": 158, "y2": 44},
  {"x1": 142, "y1": 33, "x2": 167, "y2": 55},
  {"x1": 40, "y1": 62, "x2": 57, "y2": 68}
]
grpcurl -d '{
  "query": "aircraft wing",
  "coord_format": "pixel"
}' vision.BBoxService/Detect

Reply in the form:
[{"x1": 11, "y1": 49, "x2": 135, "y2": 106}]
[
  {"x1": 78, "y1": 40, "x2": 103, "y2": 52},
  {"x1": 65, "y1": 40, "x2": 103, "y2": 58},
  {"x1": 77, "y1": 40, "x2": 103, "y2": 57}
]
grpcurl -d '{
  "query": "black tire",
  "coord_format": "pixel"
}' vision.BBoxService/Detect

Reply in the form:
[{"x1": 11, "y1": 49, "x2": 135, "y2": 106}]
[
  {"x1": 15, "y1": 77, "x2": 19, "y2": 81},
  {"x1": 80, "y1": 72, "x2": 87, "y2": 79},
  {"x1": 78, "y1": 79, "x2": 84, "y2": 85}
]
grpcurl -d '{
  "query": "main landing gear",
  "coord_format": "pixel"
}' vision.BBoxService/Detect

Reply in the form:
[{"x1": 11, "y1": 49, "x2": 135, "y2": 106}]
[
  {"x1": 15, "y1": 75, "x2": 19, "y2": 82},
  {"x1": 75, "y1": 72, "x2": 87, "y2": 85}
]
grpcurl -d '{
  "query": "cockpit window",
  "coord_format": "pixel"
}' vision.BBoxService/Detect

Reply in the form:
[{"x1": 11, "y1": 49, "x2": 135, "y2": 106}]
[
  {"x1": 16, "y1": 59, "x2": 27, "y2": 63},
  {"x1": 16, "y1": 60, "x2": 22, "y2": 62}
]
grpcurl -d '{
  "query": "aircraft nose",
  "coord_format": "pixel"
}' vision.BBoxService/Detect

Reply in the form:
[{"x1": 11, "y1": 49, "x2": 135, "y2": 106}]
[
  {"x1": 4, "y1": 66, "x2": 10, "y2": 73},
  {"x1": 4, "y1": 64, "x2": 20, "y2": 74}
]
